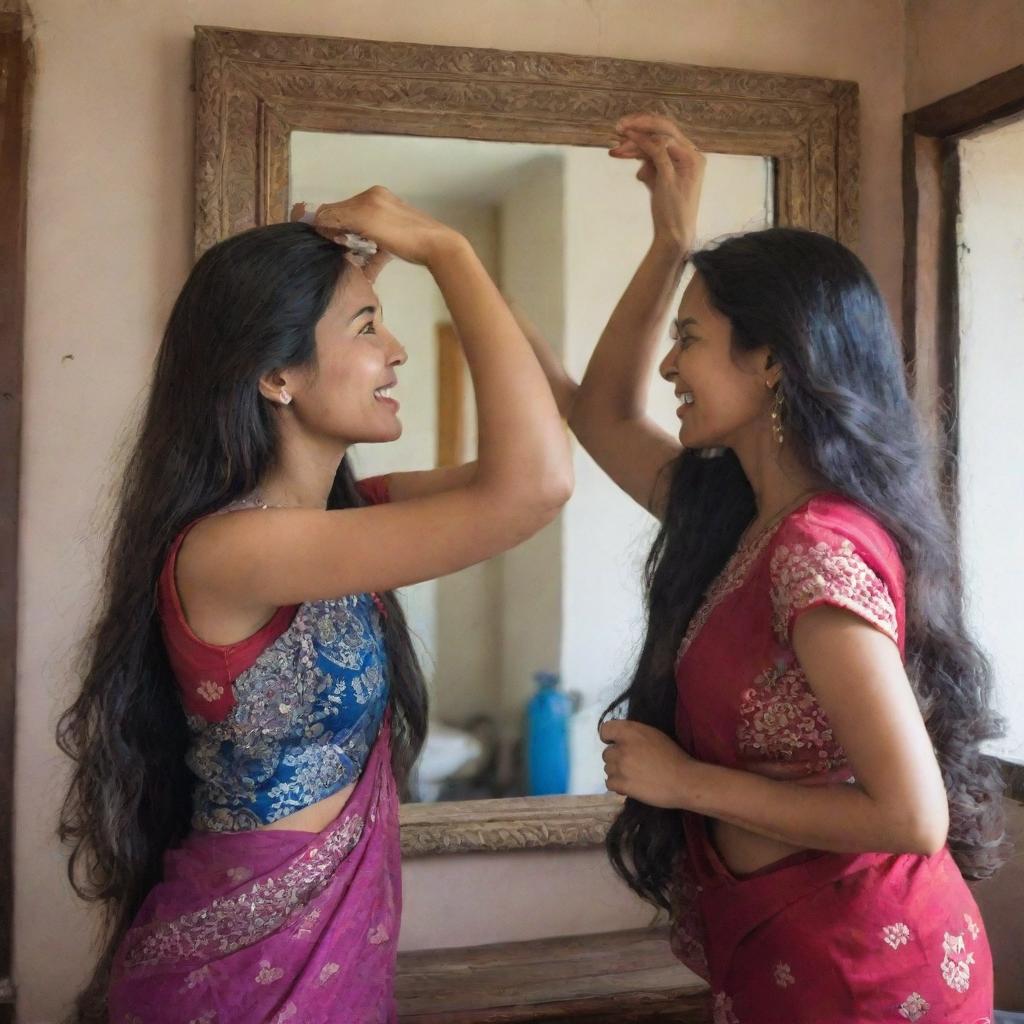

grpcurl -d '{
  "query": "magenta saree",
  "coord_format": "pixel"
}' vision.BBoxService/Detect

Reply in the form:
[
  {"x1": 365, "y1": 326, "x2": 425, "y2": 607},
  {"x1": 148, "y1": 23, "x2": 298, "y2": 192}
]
[{"x1": 107, "y1": 719, "x2": 401, "y2": 1024}]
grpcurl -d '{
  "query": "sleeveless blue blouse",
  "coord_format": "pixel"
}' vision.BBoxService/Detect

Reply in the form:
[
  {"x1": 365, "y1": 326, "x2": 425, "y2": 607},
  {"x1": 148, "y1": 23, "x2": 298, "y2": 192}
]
[{"x1": 181, "y1": 593, "x2": 390, "y2": 832}]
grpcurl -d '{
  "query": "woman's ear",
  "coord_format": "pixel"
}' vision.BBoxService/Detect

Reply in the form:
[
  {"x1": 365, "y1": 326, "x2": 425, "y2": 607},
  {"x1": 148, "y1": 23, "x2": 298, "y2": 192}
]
[
  {"x1": 764, "y1": 352, "x2": 783, "y2": 389},
  {"x1": 258, "y1": 370, "x2": 293, "y2": 406}
]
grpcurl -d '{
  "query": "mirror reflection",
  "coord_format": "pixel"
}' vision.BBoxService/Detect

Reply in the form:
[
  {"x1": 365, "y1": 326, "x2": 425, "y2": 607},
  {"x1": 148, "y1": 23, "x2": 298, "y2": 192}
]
[{"x1": 291, "y1": 132, "x2": 773, "y2": 801}]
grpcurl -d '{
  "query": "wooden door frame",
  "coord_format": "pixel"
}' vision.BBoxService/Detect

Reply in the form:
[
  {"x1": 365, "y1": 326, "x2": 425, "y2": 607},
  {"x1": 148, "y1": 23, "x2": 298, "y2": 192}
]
[
  {"x1": 902, "y1": 65, "x2": 1024, "y2": 495},
  {"x1": 903, "y1": 65, "x2": 1024, "y2": 797},
  {"x1": 0, "y1": 7, "x2": 28, "y2": 1021}
]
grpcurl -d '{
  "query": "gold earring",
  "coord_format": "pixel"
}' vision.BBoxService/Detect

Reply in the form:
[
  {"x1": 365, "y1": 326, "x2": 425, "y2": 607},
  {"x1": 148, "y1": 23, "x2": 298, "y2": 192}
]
[{"x1": 769, "y1": 383, "x2": 785, "y2": 446}]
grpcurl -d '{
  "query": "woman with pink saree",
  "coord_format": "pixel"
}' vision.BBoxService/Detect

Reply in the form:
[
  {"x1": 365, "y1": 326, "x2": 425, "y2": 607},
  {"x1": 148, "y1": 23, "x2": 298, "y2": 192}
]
[
  {"x1": 523, "y1": 113, "x2": 1007, "y2": 1021},
  {"x1": 57, "y1": 190, "x2": 573, "y2": 1023}
]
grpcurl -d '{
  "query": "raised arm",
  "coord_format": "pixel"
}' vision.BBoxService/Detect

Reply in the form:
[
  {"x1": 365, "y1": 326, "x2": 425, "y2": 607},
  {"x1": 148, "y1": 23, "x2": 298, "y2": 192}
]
[
  {"x1": 569, "y1": 115, "x2": 705, "y2": 518},
  {"x1": 180, "y1": 189, "x2": 573, "y2": 623}
]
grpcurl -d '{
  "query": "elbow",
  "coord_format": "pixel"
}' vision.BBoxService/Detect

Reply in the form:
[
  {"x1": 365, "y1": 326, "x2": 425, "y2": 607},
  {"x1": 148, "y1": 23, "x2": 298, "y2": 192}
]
[
  {"x1": 566, "y1": 382, "x2": 596, "y2": 437},
  {"x1": 566, "y1": 405, "x2": 586, "y2": 440},
  {"x1": 557, "y1": 380, "x2": 580, "y2": 422},
  {"x1": 521, "y1": 464, "x2": 574, "y2": 535},
  {"x1": 896, "y1": 805, "x2": 949, "y2": 857},
  {"x1": 912, "y1": 818, "x2": 949, "y2": 858},
  {"x1": 534, "y1": 461, "x2": 574, "y2": 517},
  {"x1": 531, "y1": 432, "x2": 575, "y2": 513},
  {"x1": 484, "y1": 461, "x2": 573, "y2": 535}
]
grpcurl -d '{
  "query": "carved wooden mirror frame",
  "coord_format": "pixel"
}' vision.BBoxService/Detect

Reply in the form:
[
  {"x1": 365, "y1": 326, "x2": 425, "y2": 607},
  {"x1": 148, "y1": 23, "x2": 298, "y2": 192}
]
[{"x1": 193, "y1": 25, "x2": 859, "y2": 856}]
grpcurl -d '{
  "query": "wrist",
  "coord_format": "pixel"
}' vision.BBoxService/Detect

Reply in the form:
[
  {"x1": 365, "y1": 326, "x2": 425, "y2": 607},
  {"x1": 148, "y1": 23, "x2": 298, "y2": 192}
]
[
  {"x1": 649, "y1": 234, "x2": 691, "y2": 263},
  {"x1": 425, "y1": 230, "x2": 472, "y2": 269},
  {"x1": 678, "y1": 759, "x2": 723, "y2": 814}
]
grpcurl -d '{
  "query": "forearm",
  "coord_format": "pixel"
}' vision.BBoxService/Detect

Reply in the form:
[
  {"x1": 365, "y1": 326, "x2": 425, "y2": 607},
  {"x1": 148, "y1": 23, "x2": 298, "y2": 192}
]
[
  {"x1": 685, "y1": 762, "x2": 946, "y2": 857},
  {"x1": 429, "y1": 238, "x2": 571, "y2": 504},
  {"x1": 572, "y1": 241, "x2": 686, "y2": 431},
  {"x1": 524, "y1": 331, "x2": 578, "y2": 419}
]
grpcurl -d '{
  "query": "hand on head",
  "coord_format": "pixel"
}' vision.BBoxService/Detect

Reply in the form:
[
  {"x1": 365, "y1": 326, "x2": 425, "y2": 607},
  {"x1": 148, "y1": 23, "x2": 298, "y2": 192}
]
[
  {"x1": 290, "y1": 188, "x2": 459, "y2": 275},
  {"x1": 609, "y1": 113, "x2": 706, "y2": 255}
]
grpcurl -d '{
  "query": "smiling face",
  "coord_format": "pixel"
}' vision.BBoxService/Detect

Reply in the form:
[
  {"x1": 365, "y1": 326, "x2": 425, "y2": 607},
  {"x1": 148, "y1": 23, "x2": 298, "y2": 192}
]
[
  {"x1": 285, "y1": 265, "x2": 408, "y2": 446},
  {"x1": 659, "y1": 272, "x2": 778, "y2": 451}
]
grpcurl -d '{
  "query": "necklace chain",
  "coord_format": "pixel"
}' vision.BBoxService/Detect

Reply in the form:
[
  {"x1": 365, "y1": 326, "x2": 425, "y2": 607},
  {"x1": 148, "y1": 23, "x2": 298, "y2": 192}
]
[{"x1": 737, "y1": 487, "x2": 823, "y2": 550}]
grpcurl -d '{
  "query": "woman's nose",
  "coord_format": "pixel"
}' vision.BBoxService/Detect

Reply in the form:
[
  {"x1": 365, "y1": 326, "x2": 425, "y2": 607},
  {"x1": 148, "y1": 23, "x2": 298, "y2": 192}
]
[
  {"x1": 390, "y1": 336, "x2": 408, "y2": 367},
  {"x1": 659, "y1": 349, "x2": 677, "y2": 381}
]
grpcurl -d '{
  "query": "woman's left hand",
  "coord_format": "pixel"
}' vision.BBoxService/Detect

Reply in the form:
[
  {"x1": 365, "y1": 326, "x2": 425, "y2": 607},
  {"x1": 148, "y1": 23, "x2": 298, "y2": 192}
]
[{"x1": 599, "y1": 719, "x2": 702, "y2": 809}]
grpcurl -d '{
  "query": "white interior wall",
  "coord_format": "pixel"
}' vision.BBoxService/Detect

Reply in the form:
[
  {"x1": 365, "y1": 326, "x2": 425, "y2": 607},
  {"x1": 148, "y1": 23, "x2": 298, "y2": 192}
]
[
  {"x1": 957, "y1": 116, "x2": 1024, "y2": 765},
  {"x1": 495, "y1": 157, "x2": 568, "y2": 770}
]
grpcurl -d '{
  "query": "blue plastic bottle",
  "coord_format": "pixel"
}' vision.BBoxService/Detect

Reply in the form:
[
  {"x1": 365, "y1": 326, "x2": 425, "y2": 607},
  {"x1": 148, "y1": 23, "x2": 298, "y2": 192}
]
[{"x1": 525, "y1": 671, "x2": 572, "y2": 796}]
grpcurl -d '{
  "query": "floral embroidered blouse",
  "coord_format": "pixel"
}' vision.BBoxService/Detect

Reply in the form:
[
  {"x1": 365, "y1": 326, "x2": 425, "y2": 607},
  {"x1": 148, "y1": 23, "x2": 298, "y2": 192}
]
[
  {"x1": 674, "y1": 492, "x2": 905, "y2": 785},
  {"x1": 158, "y1": 477, "x2": 393, "y2": 833},
  {"x1": 668, "y1": 493, "x2": 996, "y2": 1022}
]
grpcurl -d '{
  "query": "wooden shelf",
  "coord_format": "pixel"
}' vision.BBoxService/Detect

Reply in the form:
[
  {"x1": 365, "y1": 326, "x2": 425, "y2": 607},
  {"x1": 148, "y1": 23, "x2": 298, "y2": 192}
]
[{"x1": 396, "y1": 927, "x2": 710, "y2": 1023}]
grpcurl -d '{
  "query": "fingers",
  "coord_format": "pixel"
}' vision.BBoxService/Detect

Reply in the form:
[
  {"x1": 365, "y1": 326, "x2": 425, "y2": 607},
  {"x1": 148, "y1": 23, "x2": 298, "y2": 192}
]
[
  {"x1": 599, "y1": 719, "x2": 625, "y2": 744},
  {"x1": 624, "y1": 131, "x2": 676, "y2": 181},
  {"x1": 601, "y1": 744, "x2": 624, "y2": 794},
  {"x1": 609, "y1": 130, "x2": 678, "y2": 175},
  {"x1": 617, "y1": 112, "x2": 698, "y2": 151}
]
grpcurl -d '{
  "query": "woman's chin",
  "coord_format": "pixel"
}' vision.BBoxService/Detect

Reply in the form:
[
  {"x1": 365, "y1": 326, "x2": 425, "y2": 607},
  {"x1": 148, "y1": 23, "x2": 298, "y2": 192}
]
[{"x1": 369, "y1": 420, "x2": 403, "y2": 444}]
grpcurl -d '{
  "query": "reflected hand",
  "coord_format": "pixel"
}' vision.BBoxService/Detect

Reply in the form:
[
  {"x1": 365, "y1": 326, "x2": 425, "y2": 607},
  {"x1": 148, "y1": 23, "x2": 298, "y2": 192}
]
[
  {"x1": 290, "y1": 188, "x2": 461, "y2": 268},
  {"x1": 599, "y1": 718, "x2": 701, "y2": 809},
  {"x1": 608, "y1": 113, "x2": 705, "y2": 256}
]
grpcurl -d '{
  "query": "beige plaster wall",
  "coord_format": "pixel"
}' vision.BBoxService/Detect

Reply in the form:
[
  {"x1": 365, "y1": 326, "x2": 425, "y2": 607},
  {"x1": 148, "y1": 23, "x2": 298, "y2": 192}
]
[{"x1": 906, "y1": 0, "x2": 1024, "y2": 110}]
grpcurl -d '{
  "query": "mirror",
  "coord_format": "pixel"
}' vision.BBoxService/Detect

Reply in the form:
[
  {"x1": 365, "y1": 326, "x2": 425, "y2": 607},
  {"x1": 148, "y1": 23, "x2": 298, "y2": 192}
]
[
  {"x1": 291, "y1": 132, "x2": 773, "y2": 802},
  {"x1": 195, "y1": 25, "x2": 857, "y2": 851}
]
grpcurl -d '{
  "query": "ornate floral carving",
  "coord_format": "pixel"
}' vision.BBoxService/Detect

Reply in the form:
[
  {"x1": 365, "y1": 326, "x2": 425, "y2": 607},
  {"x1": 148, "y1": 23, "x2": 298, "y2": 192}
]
[
  {"x1": 399, "y1": 794, "x2": 621, "y2": 856},
  {"x1": 194, "y1": 27, "x2": 858, "y2": 258}
]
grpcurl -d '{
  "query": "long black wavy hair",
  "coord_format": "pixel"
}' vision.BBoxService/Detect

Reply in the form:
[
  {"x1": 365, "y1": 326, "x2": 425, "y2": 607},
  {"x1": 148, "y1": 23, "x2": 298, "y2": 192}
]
[
  {"x1": 56, "y1": 222, "x2": 428, "y2": 1021},
  {"x1": 604, "y1": 227, "x2": 1008, "y2": 914}
]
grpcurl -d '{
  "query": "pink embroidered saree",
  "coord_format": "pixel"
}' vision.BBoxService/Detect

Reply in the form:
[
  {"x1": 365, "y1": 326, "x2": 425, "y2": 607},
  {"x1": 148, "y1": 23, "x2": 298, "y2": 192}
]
[
  {"x1": 107, "y1": 718, "x2": 401, "y2": 1024},
  {"x1": 671, "y1": 493, "x2": 993, "y2": 1024}
]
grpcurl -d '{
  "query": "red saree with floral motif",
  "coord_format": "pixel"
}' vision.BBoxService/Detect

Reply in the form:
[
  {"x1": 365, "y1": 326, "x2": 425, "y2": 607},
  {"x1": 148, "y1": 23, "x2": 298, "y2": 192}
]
[{"x1": 670, "y1": 493, "x2": 993, "y2": 1024}]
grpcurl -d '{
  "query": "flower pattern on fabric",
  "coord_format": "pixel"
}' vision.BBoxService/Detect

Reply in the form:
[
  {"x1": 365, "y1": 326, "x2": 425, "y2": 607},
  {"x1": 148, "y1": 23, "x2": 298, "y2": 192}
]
[
  {"x1": 121, "y1": 812, "x2": 364, "y2": 967},
  {"x1": 737, "y1": 666, "x2": 847, "y2": 774},
  {"x1": 255, "y1": 959, "x2": 283, "y2": 985},
  {"x1": 769, "y1": 539, "x2": 898, "y2": 646},
  {"x1": 669, "y1": 847, "x2": 710, "y2": 981},
  {"x1": 184, "y1": 966, "x2": 210, "y2": 990},
  {"x1": 898, "y1": 992, "x2": 930, "y2": 1021},
  {"x1": 185, "y1": 594, "x2": 389, "y2": 832},
  {"x1": 773, "y1": 962, "x2": 795, "y2": 988},
  {"x1": 964, "y1": 913, "x2": 980, "y2": 941},
  {"x1": 883, "y1": 923, "x2": 912, "y2": 950},
  {"x1": 368, "y1": 923, "x2": 390, "y2": 945},
  {"x1": 196, "y1": 680, "x2": 224, "y2": 703},
  {"x1": 317, "y1": 962, "x2": 340, "y2": 986},
  {"x1": 293, "y1": 907, "x2": 321, "y2": 941},
  {"x1": 941, "y1": 931, "x2": 975, "y2": 993},
  {"x1": 712, "y1": 992, "x2": 740, "y2": 1024}
]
